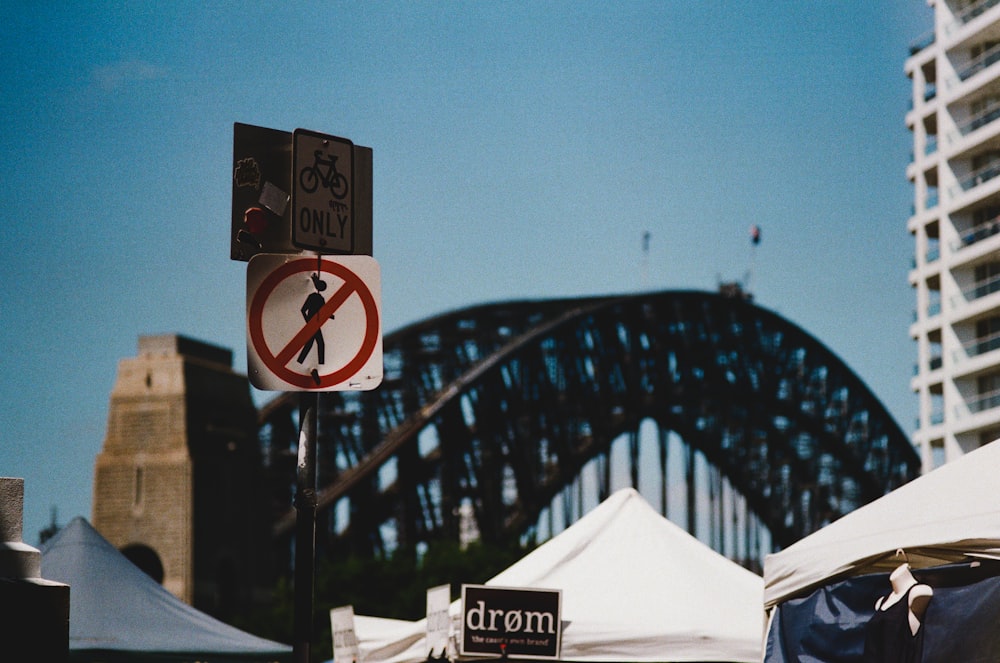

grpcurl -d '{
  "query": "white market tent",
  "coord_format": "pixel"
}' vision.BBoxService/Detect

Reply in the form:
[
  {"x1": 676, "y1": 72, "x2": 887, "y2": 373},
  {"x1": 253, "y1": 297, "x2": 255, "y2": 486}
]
[
  {"x1": 763, "y1": 440, "x2": 1000, "y2": 609},
  {"x1": 41, "y1": 516, "x2": 292, "y2": 662},
  {"x1": 358, "y1": 487, "x2": 765, "y2": 663}
]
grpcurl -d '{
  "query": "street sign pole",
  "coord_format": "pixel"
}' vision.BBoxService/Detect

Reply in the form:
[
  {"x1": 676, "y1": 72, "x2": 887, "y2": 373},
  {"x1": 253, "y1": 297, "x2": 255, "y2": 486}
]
[
  {"x1": 294, "y1": 391, "x2": 318, "y2": 663},
  {"x1": 235, "y1": 124, "x2": 377, "y2": 661}
]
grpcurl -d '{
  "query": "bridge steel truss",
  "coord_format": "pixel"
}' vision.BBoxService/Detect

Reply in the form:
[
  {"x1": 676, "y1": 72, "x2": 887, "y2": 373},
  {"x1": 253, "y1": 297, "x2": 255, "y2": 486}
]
[{"x1": 259, "y1": 290, "x2": 920, "y2": 566}]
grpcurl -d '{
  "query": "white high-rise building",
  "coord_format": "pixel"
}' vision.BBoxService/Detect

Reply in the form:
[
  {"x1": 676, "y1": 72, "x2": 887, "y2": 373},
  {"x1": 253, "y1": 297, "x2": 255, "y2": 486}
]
[{"x1": 907, "y1": 0, "x2": 1000, "y2": 472}]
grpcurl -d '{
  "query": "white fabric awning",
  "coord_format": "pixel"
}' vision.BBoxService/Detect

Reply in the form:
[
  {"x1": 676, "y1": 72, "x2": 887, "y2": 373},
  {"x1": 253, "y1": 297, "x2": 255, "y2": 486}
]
[
  {"x1": 359, "y1": 488, "x2": 764, "y2": 663},
  {"x1": 764, "y1": 440, "x2": 1000, "y2": 608}
]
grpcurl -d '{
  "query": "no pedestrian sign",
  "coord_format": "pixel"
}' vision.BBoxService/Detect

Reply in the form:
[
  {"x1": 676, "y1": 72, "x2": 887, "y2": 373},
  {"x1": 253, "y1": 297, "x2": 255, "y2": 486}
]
[{"x1": 247, "y1": 253, "x2": 382, "y2": 391}]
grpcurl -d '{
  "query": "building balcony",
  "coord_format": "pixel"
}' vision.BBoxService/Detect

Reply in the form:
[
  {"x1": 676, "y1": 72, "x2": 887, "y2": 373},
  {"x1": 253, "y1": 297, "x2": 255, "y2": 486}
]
[
  {"x1": 952, "y1": 341, "x2": 1000, "y2": 381},
  {"x1": 947, "y1": 286, "x2": 1000, "y2": 328},
  {"x1": 969, "y1": 387, "x2": 1000, "y2": 414},
  {"x1": 961, "y1": 273, "x2": 1000, "y2": 302},
  {"x1": 954, "y1": 213, "x2": 1000, "y2": 250},
  {"x1": 957, "y1": 159, "x2": 1000, "y2": 193},
  {"x1": 958, "y1": 43, "x2": 1000, "y2": 83},
  {"x1": 944, "y1": 401, "x2": 1000, "y2": 437},
  {"x1": 955, "y1": 0, "x2": 1000, "y2": 30},
  {"x1": 961, "y1": 102, "x2": 1000, "y2": 136},
  {"x1": 965, "y1": 330, "x2": 1000, "y2": 359}
]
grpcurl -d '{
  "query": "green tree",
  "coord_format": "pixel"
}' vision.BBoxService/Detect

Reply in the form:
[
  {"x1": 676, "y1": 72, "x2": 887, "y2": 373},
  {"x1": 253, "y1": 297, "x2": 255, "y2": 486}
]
[{"x1": 235, "y1": 539, "x2": 529, "y2": 662}]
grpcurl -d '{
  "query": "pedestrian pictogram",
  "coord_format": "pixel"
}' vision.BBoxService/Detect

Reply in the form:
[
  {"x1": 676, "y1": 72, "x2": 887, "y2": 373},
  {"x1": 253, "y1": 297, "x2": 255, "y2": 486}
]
[
  {"x1": 247, "y1": 254, "x2": 382, "y2": 391},
  {"x1": 297, "y1": 273, "x2": 334, "y2": 371}
]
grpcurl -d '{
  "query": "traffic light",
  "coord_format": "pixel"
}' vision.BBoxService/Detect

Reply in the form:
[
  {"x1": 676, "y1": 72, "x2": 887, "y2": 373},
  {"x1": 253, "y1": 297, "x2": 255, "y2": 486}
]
[{"x1": 231, "y1": 123, "x2": 296, "y2": 261}]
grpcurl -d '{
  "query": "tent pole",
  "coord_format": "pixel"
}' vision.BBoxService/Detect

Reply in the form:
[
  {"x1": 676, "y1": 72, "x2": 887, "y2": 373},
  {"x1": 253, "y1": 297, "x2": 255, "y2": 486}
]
[
  {"x1": 294, "y1": 391, "x2": 318, "y2": 663},
  {"x1": 686, "y1": 444, "x2": 696, "y2": 536},
  {"x1": 658, "y1": 428, "x2": 668, "y2": 518}
]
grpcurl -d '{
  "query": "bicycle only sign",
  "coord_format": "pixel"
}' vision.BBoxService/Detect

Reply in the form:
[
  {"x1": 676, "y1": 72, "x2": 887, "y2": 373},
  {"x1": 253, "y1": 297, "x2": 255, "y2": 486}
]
[
  {"x1": 293, "y1": 128, "x2": 355, "y2": 253},
  {"x1": 247, "y1": 253, "x2": 382, "y2": 392}
]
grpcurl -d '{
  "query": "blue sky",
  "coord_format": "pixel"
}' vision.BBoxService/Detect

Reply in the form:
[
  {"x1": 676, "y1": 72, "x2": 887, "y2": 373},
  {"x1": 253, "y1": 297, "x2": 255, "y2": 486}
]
[{"x1": 1, "y1": 1, "x2": 933, "y2": 544}]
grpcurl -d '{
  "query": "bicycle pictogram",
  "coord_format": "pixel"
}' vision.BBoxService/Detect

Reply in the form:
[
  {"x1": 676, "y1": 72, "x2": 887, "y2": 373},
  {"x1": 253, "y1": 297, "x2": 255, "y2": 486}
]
[{"x1": 299, "y1": 149, "x2": 349, "y2": 200}]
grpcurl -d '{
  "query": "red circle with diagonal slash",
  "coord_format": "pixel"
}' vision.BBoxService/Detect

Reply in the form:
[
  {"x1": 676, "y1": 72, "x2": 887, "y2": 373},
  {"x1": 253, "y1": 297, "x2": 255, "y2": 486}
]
[{"x1": 249, "y1": 257, "x2": 379, "y2": 390}]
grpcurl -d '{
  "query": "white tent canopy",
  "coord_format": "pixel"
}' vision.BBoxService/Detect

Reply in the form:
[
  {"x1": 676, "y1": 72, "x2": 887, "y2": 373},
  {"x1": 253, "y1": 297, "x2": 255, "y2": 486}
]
[
  {"x1": 359, "y1": 487, "x2": 764, "y2": 663},
  {"x1": 763, "y1": 440, "x2": 1000, "y2": 608}
]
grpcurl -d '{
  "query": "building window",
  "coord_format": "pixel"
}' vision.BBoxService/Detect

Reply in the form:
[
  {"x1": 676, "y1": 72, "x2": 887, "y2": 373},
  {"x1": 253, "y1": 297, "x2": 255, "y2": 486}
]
[
  {"x1": 930, "y1": 391, "x2": 944, "y2": 424},
  {"x1": 930, "y1": 439, "x2": 945, "y2": 469},
  {"x1": 929, "y1": 338, "x2": 943, "y2": 369},
  {"x1": 133, "y1": 466, "x2": 144, "y2": 512}
]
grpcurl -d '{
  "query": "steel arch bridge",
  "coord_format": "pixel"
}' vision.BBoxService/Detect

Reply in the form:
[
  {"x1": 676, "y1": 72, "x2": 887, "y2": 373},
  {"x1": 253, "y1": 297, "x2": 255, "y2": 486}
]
[{"x1": 258, "y1": 289, "x2": 920, "y2": 568}]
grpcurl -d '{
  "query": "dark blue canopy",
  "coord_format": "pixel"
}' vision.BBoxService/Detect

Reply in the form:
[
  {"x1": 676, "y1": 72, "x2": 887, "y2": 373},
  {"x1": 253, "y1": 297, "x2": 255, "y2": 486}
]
[
  {"x1": 41, "y1": 516, "x2": 291, "y2": 662},
  {"x1": 765, "y1": 561, "x2": 1000, "y2": 662}
]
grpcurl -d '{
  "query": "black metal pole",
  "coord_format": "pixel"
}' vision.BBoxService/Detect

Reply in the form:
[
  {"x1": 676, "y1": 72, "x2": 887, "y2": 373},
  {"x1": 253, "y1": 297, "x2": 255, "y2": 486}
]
[{"x1": 294, "y1": 391, "x2": 318, "y2": 663}]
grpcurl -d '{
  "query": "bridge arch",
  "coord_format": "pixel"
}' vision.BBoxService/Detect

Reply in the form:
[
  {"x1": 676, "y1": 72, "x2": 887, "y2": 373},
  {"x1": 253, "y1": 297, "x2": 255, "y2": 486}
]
[{"x1": 260, "y1": 289, "x2": 919, "y2": 566}]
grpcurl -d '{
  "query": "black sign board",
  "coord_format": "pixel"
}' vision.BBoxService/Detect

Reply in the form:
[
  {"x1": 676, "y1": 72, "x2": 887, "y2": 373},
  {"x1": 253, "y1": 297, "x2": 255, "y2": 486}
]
[
  {"x1": 460, "y1": 585, "x2": 562, "y2": 660},
  {"x1": 231, "y1": 123, "x2": 295, "y2": 261},
  {"x1": 231, "y1": 123, "x2": 373, "y2": 261}
]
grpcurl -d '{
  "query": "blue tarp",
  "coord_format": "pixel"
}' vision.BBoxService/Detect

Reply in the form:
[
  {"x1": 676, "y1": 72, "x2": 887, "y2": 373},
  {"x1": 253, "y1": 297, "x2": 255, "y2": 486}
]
[
  {"x1": 41, "y1": 517, "x2": 291, "y2": 662},
  {"x1": 765, "y1": 562, "x2": 1000, "y2": 663}
]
